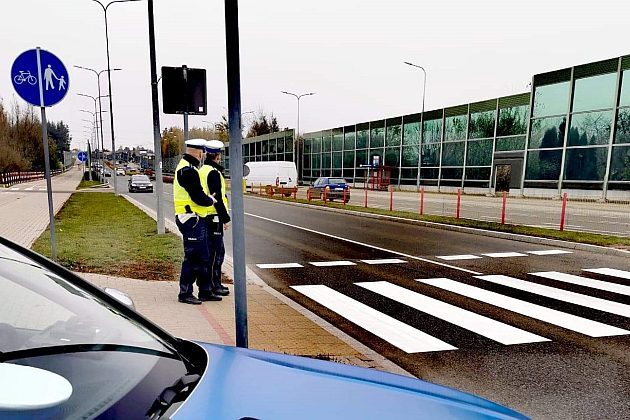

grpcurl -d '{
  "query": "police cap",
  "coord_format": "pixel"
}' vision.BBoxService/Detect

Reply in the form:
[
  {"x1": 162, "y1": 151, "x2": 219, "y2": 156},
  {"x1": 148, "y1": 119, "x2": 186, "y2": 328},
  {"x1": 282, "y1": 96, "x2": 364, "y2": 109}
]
[
  {"x1": 205, "y1": 140, "x2": 225, "y2": 153},
  {"x1": 185, "y1": 139, "x2": 207, "y2": 150}
]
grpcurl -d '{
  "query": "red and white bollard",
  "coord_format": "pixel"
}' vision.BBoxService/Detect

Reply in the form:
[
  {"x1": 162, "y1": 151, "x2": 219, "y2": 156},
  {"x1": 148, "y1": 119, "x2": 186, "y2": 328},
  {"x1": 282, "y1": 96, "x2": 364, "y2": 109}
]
[
  {"x1": 456, "y1": 188, "x2": 461, "y2": 219},
  {"x1": 420, "y1": 187, "x2": 425, "y2": 215},
  {"x1": 560, "y1": 193, "x2": 568, "y2": 231}
]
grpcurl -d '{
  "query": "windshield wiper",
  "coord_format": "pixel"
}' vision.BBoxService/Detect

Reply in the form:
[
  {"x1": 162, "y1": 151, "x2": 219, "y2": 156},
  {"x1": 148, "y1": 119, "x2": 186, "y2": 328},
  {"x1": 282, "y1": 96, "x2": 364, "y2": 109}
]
[
  {"x1": 146, "y1": 373, "x2": 201, "y2": 419},
  {"x1": 0, "y1": 343, "x2": 179, "y2": 363}
]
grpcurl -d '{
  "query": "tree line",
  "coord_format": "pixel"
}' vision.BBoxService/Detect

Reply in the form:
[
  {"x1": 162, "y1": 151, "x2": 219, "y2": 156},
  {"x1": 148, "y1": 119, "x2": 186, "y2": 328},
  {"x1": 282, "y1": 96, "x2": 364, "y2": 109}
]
[{"x1": 0, "y1": 99, "x2": 72, "y2": 173}]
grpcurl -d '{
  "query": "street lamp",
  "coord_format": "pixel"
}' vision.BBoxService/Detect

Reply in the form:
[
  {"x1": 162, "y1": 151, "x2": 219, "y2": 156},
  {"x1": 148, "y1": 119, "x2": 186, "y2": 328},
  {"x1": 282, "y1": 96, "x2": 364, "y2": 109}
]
[
  {"x1": 280, "y1": 91, "x2": 314, "y2": 168},
  {"x1": 78, "y1": 93, "x2": 110, "y2": 178},
  {"x1": 404, "y1": 61, "x2": 427, "y2": 189},
  {"x1": 89, "y1": 0, "x2": 140, "y2": 196}
]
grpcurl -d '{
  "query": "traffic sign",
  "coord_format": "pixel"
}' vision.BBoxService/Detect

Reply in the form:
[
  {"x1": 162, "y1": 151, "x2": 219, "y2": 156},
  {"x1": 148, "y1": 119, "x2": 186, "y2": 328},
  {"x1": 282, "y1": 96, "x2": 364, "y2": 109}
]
[
  {"x1": 11, "y1": 48, "x2": 69, "y2": 107},
  {"x1": 77, "y1": 151, "x2": 87, "y2": 162}
]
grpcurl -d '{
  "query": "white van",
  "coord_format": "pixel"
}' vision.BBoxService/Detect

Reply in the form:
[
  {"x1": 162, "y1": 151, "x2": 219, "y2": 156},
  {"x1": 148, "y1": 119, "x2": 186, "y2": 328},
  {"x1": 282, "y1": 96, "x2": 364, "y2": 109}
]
[{"x1": 244, "y1": 161, "x2": 298, "y2": 189}]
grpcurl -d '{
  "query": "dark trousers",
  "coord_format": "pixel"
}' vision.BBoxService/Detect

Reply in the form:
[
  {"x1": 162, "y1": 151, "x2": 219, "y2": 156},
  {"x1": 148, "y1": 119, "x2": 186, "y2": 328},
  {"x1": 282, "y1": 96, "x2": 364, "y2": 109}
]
[
  {"x1": 204, "y1": 218, "x2": 225, "y2": 293},
  {"x1": 176, "y1": 215, "x2": 209, "y2": 299}
]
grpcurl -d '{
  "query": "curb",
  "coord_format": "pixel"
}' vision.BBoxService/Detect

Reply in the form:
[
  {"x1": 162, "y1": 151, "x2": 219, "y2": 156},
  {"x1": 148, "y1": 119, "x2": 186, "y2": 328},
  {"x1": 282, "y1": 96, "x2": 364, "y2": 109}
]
[
  {"x1": 121, "y1": 194, "x2": 415, "y2": 378},
  {"x1": 245, "y1": 194, "x2": 630, "y2": 258}
]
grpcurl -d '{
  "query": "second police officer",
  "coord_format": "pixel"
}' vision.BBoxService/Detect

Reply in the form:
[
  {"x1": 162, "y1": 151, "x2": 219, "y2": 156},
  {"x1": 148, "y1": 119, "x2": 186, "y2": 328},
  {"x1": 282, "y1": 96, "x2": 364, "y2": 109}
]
[
  {"x1": 200, "y1": 140, "x2": 231, "y2": 298},
  {"x1": 173, "y1": 139, "x2": 221, "y2": 305}
]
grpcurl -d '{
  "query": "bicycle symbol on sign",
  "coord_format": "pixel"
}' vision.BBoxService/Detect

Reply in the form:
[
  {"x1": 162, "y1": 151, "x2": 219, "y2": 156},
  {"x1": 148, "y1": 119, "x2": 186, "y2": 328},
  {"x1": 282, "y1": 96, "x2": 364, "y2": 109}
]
[{"x1": 14, "y1": 70, "x2": 37, "y2": 86}]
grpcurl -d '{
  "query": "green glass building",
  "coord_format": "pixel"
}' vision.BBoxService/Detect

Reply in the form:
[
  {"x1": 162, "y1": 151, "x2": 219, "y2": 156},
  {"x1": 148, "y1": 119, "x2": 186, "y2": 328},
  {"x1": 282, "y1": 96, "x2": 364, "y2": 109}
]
[{"x1": 230, "y1": 55, "x2": 630, "y2": 200}]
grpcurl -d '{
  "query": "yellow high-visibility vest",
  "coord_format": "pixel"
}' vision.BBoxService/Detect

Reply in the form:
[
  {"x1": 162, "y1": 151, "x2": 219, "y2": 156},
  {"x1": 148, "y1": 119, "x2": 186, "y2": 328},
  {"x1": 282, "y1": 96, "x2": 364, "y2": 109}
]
[
  {"x1": 199, "y1": 164, "x2": 230, "y2": 215},
  {"x1": 173, "y1": 158, "x2": 211, "y2": 216}
]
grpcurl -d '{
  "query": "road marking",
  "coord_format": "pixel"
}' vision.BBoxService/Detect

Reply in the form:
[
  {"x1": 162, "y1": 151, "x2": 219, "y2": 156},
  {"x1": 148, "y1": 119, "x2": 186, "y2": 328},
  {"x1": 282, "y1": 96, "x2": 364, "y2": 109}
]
[
  {"x1": 291, "y1": 284, "x2": 457, "y2": 353},
  {"x1": 357, "y1": 281, "x2": 549, "y2": 345},
  {"x1": 527, "y1": 250, "x2": 572, "y2": 256},
  {"x1": 256, "y1": 263, "x2": 303, "y2": 269},
  {"x1": 476, "y1": 275, "x2": 630, "y2": 318},
  {"x1": 481, "y1": 252, "x2": 528, "y2": 258},
  {"x1": 531, "y1": 271, "x2": 630, "y2": 297},
  {"x1": 584, "y1": 268, "x2": 630, "y2": 281},
  {"x1": 245, "y1": 213, "x2": 483, "y2": 275},
  {"x1": 437, "y1": 254, "x2": 482, "y2": 261},
  {"x1": 418, "y1": 278, "x2": 629, "y2": 337},
  {"x1": 360, "y1": 258, "x2": 407, "y2": 265},
  {"x1": 309, "y1": 261, "x2": 357, "y2": 267}
]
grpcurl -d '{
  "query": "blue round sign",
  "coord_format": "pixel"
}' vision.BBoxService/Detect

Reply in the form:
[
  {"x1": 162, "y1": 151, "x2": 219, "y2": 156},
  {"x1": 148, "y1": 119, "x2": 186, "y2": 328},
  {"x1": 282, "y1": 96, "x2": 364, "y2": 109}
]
[
  {"x1": 11, "y1": 49, "x2": 69, "y2": 107},
  {"x1": 77, "y1": 151, "x2": 87, "y2": 162}
]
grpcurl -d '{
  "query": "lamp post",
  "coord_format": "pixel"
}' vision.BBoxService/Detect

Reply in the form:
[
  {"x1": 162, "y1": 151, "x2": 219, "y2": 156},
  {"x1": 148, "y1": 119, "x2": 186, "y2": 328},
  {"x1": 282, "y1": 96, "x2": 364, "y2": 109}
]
[
  {"x1": 90, "y1": 0, "x2": 140, "y2": 195},
  {"x1": 75, "y1": 66, "x2": 120, "y2": 174},
  {"x1": 404, "y1": 62, "x2": 427, "y2": 189},
  {"x1": 78, "y1": 93, "x2": 110, "y2": 179},
  {"x1": 280, "y1": 91, "x2": 314, "y2": 173}
]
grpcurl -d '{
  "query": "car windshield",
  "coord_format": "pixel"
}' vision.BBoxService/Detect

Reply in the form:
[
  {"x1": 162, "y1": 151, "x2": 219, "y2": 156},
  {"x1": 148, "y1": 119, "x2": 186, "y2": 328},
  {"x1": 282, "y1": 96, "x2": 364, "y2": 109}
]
[
  {"x1": 0, "y1": 257, "x2": 172, "y2": 355},
  {"x1": 131, "y1": 175, "x2": 150, "y2": 182},
  {"x1": 329, "y1": 178, "x2": 346, "y2": 184},
  {"x1": 0, "y1": 252, "x2": 192, "y2": 419}
]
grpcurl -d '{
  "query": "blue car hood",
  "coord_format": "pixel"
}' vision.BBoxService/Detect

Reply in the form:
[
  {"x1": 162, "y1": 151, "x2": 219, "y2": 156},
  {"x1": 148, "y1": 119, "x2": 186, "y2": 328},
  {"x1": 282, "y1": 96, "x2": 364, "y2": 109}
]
[{"x1": 171, "y1": 341, "x2": 527, "y2": 420}]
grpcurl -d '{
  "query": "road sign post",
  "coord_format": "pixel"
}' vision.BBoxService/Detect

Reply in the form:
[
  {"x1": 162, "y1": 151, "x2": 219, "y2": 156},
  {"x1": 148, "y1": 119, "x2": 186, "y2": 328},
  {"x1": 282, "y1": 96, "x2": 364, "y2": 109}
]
[{"x1": 11, "y1": 47, "x2": 69, "y2": 261}]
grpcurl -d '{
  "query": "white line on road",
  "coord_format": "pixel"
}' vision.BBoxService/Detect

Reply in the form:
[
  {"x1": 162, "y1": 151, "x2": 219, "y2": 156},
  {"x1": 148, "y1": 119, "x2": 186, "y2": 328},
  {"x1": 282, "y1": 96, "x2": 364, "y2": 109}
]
[
  {"x1": 360, "y1": 258, "x2": 407, "y2": 265},
  {"x1": 482, "y1": 252, "x2": 528, "y2": 258},
  {"x1": 583, "y1": 268, "x2": 630, "y2": 281},
  {"x1": 476, "y1": 275, "x2": 630, "y2": 318},
  {"x1": 357, "y1": 281, "x2": 549, "y2": 345},
  {"x1": 309, "y1": 261, "x2": 357, "y2": 267},
  {"x1": 527, "y1": 250, "x2": 573, "y2": 256},
  {"x1": 418, "y1": 278, "x2": 629, "y2": 337},
  {"x1": 530, "y1": 271, "x2": 630, "y2": 297},
  {"x1": 291, "y1": 284, "x2": 457, "y2": 353},
  {"x1": 437, "y1": 255, "x2": 482, "y2": 261},
  {"x1": 256, "y1": 263, "x2": 303, "y2": 269},
  {"x1": 245, "y1": 213, "x2": 483, "y2": 275}
]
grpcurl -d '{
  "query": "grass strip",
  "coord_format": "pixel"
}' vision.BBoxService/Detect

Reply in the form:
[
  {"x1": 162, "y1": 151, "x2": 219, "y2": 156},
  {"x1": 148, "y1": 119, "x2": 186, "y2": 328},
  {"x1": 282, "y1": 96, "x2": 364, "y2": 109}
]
[
  {"x1": 254, "y1": 194, "x2": 630, "y2": 249},
  {"x1": 77, "y1": 180, "x2": 101, "y2": 189},
  {"x1": 32, "y1": 192, "x2": 183, "y2": 280}
]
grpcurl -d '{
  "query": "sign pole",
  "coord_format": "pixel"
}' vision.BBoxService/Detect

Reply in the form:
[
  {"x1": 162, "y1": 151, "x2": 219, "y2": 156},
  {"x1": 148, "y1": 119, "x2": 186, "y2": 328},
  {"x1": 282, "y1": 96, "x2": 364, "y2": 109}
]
[{"x1": 35, "y1": 47, "x2": 57, "y2": 261}]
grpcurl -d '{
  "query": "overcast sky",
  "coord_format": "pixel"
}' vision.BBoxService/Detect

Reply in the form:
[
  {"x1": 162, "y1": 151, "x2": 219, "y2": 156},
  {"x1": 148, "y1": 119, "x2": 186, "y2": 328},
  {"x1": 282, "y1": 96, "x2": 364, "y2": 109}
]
[{"x1": 2, "y1": 0, "x2": 629, "y2": 150}]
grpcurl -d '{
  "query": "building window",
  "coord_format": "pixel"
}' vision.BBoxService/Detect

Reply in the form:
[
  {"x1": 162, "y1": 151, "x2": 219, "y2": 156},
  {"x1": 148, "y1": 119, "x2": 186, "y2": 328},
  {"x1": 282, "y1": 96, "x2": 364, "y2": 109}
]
[{"x1": 468, "y1": 110, "x2": 495, "y2": 139}]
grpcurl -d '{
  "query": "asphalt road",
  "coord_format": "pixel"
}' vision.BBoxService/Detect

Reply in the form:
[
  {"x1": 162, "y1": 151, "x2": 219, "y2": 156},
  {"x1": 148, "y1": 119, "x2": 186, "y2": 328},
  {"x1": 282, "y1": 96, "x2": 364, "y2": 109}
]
[{"x1": 118, "y1": 178, "x2": 630, "y2": 419}]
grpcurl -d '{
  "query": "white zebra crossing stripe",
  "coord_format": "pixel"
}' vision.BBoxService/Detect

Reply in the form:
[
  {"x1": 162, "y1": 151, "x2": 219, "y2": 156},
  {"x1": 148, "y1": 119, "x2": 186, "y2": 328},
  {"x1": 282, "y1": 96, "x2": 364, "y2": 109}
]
[
  {"x1": 527, "y1": 250, "x2": 573, "y2": 256},
  {"x1": 531, "y1": 271, "x2": 630, "y2": 297},
  {"x1": 418, "y1": 278, "x2": 629, "y2": 337},
  {"x1": 584, "y1": 268, "x2": 630, "y2": 281},
  {"x1": 291, "y1": 284, "x2": 457, "y2": 353},
  {"x1": 437, "y1": 255, "x2": 482, "y2": 261},
  {"x1": 360, "y1": 258, "x2": 407, "y2": 265},
  {"x1": 256, "y1": 263, "x2": 303, "y2": 269},
  {"x1": 309, "y1": 261, "x2": 356, "y2": 267},
  {"x1": 482, "y1": 252, "x2": 528, "y2": 258},
  {"x1": 476, "y1": 275, "x2": 630, "y2": 318},
  {"x1": 356, "y1": 281, "x2": 549, "y2": 345}
]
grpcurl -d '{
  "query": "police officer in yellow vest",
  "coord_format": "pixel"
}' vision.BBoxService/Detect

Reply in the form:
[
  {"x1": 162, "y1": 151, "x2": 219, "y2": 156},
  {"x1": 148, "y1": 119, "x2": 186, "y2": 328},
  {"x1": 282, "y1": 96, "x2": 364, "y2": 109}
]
[
  {"x1": 173, "y1": 139, "x2": 219, "y2": 305},
  {"x1": 200, "y1": 140, "x2": 231, "y2": 297}
]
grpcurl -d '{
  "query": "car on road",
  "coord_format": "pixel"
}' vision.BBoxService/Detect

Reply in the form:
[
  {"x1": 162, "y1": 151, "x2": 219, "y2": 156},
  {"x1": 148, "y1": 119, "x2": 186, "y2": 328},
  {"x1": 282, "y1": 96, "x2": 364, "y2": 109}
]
[
  {"x1": 311, "y1": 177, "x2": 351, "y2": 202},
  {"x1": 128, "y1": 174, "x2": 153, "y2": 193},
  {"x1": 115, "y1": 168, "x2": 125, "y2": 176},
  {"x1": 0, "y1": 236, "x2": 526, "y2": 420}
]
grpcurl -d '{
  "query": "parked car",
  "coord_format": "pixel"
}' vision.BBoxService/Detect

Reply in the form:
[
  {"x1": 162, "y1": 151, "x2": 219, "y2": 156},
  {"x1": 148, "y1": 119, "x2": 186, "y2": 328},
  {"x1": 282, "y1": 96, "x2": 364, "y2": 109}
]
[
  {"x1": 128, "y1": 174, "x2": 153, "y2": 193},
  {"x1": 311, "y1": 177, "x2": 351, "y2": 203},
  {"x1": 0, "y1": 236, "x2": 526, "y2": 420},
  {"x1": 144, "y1": 168, "x2": 156, "y2": 180},
  {"x1": 115, "y1": 168, "x2": 125, "y2": 176}
]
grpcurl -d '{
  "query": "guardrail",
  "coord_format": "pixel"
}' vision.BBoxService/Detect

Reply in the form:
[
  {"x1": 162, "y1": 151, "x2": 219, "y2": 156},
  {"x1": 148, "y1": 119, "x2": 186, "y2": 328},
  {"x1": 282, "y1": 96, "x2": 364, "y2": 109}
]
[{"x1": 0, "y1": 169, "x2": 65, "y2": 187}]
